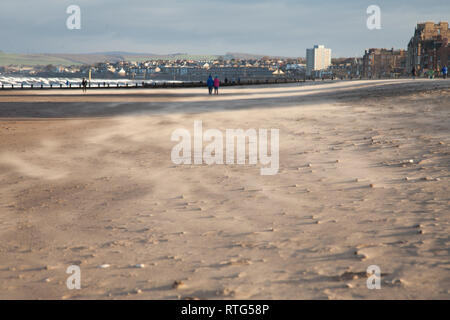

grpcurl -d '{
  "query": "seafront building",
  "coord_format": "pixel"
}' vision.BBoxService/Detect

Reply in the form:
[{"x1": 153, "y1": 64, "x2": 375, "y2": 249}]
[
  {"x1": 362, "y1": 48, "x2": 406, "y2": 78},
  {"x1": 406, "y1": 21, "x2": 450, "y2": 74},
  {"x1": 330, "y1": 57, "x2": 363, "y2": 78},
  {"x1": 306, "y1": 45, "x2": 332, "y2": 76}
]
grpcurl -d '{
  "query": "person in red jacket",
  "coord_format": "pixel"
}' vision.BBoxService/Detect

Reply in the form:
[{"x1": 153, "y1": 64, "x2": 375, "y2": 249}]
[{"x1": 213, "y1": 76, "x2": 220, "y2": 95}]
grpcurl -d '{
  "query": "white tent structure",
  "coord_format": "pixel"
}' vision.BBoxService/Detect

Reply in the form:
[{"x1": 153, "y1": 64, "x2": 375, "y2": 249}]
[{"x1": 272, "y1": 69, "x2": 285, "y2": 75}]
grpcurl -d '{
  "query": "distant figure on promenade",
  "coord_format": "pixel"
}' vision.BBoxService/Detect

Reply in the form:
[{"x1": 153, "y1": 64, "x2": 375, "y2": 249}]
[
  {"x1": 442, "y1": 66, "x2": 448, "y2": 79},
  {"x1": 66, "y1": 80, "x2": 70, "y2": 87},
  {"x1": 82, "y1": 78, "x2": 87, "y2": 93},
  {"x1": 214, "y1": 76, "x2": 220, "y2": 95},
  {"x1": 411, "y1": 67, "x2": 416, "y2": 79},
  {"x1": 207, "y1": 75, "x2": 214, "y2": 95}
]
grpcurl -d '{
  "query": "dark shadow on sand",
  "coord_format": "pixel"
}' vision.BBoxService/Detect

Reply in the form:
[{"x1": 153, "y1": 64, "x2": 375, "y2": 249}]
[{"x1": 0, "y1": 80, "x2": 448, "y2": 119}]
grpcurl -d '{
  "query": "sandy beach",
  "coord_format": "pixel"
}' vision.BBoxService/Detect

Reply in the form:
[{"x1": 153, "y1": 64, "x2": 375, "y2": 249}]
[{"x1": 0, "y1": 79, "x2": 449, "y2": 299}]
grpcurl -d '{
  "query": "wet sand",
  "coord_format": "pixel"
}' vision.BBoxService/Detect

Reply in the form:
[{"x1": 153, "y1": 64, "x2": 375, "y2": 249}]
[{"x1": 0, "y1": 79, "x2": 449, "y2": 299}]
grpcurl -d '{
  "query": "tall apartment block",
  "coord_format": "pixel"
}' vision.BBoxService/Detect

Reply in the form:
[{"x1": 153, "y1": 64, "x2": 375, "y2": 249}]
[{"x1": 306, "y1": 45, "x2": 332, "y2": 76}]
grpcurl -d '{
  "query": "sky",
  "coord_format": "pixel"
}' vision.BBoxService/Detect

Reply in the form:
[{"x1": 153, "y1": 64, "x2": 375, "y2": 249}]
[{"x1": 0, "y1": 0, "x2": 448, "y2": 57}]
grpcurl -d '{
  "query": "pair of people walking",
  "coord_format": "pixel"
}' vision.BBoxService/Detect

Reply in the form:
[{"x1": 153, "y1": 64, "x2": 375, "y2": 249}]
[{"x1": 207, "y1": 75, "x2": 220, "y2": 95}]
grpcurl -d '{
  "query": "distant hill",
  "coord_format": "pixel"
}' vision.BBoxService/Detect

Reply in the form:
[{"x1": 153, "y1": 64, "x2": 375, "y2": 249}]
[
  {"x1": 0, "y1": 51, "x2": 219, "y2": 66},
  {"x1": 0, "y1": 52, "x2": 152, "y2": 66},
  {"x1": 225, "y1": 52, "x2": 299, "y2": 60},
  {"x1": 121, "y1": 53, "x2": 218, "y2": 62},
  {"x1": 225, "y1": 52, "x2": 267, "y2": 60},
  {"x1": 0, "y1": 52, "x2": 81, "y2": 67},
  {"x1": 0, "y1": 51, "x2": 299, "y2": 67}
]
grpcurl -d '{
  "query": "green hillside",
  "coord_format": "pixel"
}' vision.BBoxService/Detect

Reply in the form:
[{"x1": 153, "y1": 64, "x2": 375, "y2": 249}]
[
  {"x1": 0, "y1": 52, "x2": 220, "y2": 67},
  {"x1": 122, "y1": 54, "x2": 219, "y2": 62},
  {"x1": 0, "y1": 52, "x2": 81, "y2": 66}
]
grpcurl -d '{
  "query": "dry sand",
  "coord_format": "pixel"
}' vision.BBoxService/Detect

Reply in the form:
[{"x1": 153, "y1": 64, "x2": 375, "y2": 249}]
[{"x1": 0, "y1": 79, "x2": 449, "y2": 299}]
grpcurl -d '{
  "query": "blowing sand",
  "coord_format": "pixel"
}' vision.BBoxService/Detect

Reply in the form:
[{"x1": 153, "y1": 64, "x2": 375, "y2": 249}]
[{"x1": 0, "y1": 79, "x2": 449, "y2": 299}]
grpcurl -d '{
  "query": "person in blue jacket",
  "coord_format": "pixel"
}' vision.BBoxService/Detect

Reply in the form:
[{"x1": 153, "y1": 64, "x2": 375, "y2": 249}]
[
  {"x1": 207, "y1": 75, "x2": 214, "y2": 95},
  {"x1": 442, "y1": 66, "x2": 448, "y2": 79}
]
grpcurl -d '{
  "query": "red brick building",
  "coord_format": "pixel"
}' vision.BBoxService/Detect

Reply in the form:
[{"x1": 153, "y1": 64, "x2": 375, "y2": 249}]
[
  {"x1": 407, "y1": 22, "x2": 450, "y2": 75},
  {"x1": 362, "y1": 48, "x2": 406, "y2": 78}
]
